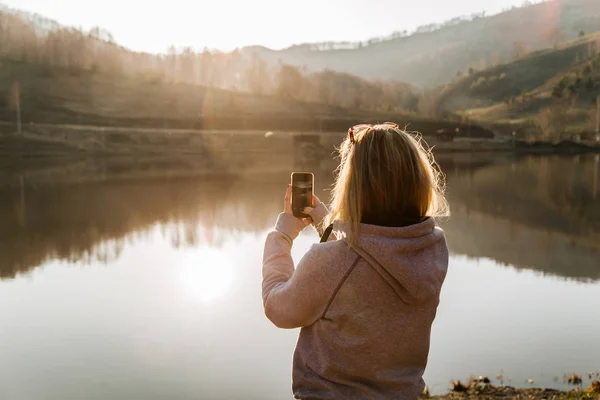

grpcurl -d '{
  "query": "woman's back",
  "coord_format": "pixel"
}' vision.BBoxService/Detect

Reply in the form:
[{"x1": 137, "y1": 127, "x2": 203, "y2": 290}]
[
  {"x1": 264, "y1": 217, "x2": 448, "y2": 399},
  {"x1": 262, "y1": 123, "x2": 450, "y2": 399}
]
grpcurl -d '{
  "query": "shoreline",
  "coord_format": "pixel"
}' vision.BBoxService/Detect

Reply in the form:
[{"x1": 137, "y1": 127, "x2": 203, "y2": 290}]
[
  {"x1": 427, "y1": 379, "x2": 600, "y2": 399},
  {"x1": 1, "y1": 123, "x2": 599, "y2": 160}
]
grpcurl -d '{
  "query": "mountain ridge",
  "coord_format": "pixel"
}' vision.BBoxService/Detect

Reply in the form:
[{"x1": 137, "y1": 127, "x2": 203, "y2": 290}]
[{"x1": 241, "y1": 0, "x2": 600, "y2": 87}]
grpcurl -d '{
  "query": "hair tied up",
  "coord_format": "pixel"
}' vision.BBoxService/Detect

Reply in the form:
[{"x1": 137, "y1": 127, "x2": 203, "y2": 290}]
[{"x1": 347, "y1": 127, "x2": 355, "y2": 144}]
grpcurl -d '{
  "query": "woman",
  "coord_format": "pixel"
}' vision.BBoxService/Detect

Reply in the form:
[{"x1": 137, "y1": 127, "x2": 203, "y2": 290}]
[{"x1": 262, "y1": 123, "x2": 449, "y2": 399}]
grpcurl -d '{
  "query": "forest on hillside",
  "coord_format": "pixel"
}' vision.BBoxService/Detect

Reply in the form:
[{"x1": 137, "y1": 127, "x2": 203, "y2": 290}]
[
  {"x1": 4, "y1": 0, "x2": 600, "y2": 140},
  {"x1": 0, "y1": 6, "x2": 418, "y2": 114},
  {"x1": 431, "y1": 30, "x2": 600, "y2": 139}
]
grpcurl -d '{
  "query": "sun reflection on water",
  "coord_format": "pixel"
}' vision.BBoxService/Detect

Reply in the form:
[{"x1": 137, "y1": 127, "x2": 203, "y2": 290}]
[{"x1": 179, "y1": 247, "x2": 234, "y2": 303}]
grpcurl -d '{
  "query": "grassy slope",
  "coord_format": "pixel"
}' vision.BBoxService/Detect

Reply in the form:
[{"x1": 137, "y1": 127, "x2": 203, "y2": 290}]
[
  {"x1": 0, "y1": 60, "x2": 366, "y2": 125},
  {"x1": 0, "y1": 60, "x2": 495, "y2": 138},
  {"x1": 437, "y1": 34, "x2": 600, "y2": 110},
  {"x1": 436, "y1": 33, "x2": 600, "y2": 135}
]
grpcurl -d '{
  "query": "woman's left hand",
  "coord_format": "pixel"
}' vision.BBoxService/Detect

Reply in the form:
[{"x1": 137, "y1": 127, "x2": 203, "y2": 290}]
[
  {"x1": 303, "y1": 193, "x2": 321, "y2": 216},
  {"x1": 284, "y1": 185, "x2": 312, "y2": 227}
]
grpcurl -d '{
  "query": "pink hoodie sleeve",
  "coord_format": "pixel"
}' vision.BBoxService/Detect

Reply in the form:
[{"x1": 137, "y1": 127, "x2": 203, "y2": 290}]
[
  {"x1": 262, "y1": 213, "x2": 334, "y2": 329},
  {"x1": 307, "y1": 202, "x2": 329, "y2": 236}
]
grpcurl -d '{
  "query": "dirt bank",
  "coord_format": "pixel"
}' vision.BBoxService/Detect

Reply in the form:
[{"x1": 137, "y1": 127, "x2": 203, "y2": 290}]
[{"x1": 426, "y1": 379, "x2": 600, "y2": 399}]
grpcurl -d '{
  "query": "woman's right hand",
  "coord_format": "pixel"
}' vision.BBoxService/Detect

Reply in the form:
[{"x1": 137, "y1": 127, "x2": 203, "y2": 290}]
[
  {"x1": 283, "y1": 185, "x2": 312, "y2": 226},
  {"x1": 284, "y1": 186, "x2": 322, "y2": 219}
]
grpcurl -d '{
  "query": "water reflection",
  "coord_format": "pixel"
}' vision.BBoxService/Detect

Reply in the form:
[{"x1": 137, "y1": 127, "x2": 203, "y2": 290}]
[
  {"x1": 1, "y1": 152, "x2": 599, "y2": 399},
  {"x1": 1, "y1": 153, "x2": 599, "y2": 281},
  {"x1": 441, "y1": 155, "x2": 600, "y2": 281},
  {"x1": 178, "y1": 246, "x2": 234, "y2": 303}
]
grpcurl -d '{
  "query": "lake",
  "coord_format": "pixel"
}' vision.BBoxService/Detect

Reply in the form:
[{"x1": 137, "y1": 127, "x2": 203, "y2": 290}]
[{"x1": 1, "y1": 143, "x2": 599, "y2": 399}]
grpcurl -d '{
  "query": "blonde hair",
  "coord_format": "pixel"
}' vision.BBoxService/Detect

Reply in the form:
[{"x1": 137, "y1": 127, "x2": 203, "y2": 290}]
[{"x1": 326, "y1": 123, "x2": 449, "y2": 246}]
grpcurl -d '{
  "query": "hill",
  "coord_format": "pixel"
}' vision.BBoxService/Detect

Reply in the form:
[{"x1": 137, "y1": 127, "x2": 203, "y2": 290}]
[
  {"x1": 242, "y1": 0, "x2": 600, "y2": 87},
  {"x1": 0, "y1": 4, "x2": 422, "y2": 115},
  {"x1": 0, "y1": 60, "x2": 359, "y2": 129},
  {"x1": 0, "y1": 61, "x2": 502, "y2": 148},
  {"x1": 435, "y1": 32, "x2": 600, "y2": 138},
  {"x1": 0, "y1": 60, "x2": 495, "y2": 138},
  {"x1": 6, "y1": 0, "x2": 600, "y2": 94}
]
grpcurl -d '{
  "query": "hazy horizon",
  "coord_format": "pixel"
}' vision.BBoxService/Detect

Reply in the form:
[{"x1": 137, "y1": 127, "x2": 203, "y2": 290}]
[{"x1": 5, "y1": 0, "x2": 541, "y2": 53}]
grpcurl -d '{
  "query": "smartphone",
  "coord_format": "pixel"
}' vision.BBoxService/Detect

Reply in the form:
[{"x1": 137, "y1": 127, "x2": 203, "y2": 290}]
[{"x1": 291, "y1": 172, "x2": 314, "y2": 218}]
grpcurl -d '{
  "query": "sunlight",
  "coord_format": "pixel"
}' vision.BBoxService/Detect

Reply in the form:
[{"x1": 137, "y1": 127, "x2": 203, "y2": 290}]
[
  {"x1": 7, "y1": 0, "x2": 535, "y2": 53},
  {"x1": 179, "y1": 248, "x2": 234, "y2": 303}
]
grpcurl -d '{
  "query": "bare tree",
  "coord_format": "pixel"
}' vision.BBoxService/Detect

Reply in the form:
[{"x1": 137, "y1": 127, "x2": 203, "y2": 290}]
[{"x1": 10, "y1": 80, "x2": 22, "y2": 135}]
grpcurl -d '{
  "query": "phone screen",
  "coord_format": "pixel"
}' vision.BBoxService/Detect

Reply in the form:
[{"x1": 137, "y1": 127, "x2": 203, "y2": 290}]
[{"x1": 291, "y1": 172, "x2": 314, "y2": 218}]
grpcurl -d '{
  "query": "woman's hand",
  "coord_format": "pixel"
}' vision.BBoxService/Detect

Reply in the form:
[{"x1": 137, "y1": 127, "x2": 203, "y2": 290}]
[
  {"x1": 303, "y1": 193, "x2": 321, "y2": 216},
  {"x1": 283, "y1": 185, "x2": 318, "y2": 227}
]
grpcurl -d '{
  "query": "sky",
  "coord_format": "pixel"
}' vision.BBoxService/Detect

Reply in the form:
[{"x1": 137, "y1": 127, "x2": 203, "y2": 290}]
[{"x1": 6, "y1": 0, "x2": 534, "y2": 53}]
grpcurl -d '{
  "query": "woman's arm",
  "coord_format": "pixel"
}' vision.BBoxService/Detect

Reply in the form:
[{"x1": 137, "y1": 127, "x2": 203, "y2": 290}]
[{"x1": 262, "y1": 213, "x2": 332, "y2": 329}]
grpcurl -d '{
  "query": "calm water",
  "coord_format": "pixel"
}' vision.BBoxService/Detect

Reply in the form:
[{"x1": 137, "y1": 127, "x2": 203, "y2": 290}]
[{"x1": 1, "y1": 147, "x2": 600, "y2": 399}]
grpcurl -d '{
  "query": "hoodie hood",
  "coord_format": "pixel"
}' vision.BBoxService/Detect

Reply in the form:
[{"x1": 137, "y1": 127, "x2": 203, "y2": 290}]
[{"x1": 338, "y1": 218, "x2": 448, "y2": 305}]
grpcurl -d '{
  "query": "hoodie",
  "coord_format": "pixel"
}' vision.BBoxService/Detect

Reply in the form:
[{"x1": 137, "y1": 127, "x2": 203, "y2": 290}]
[{"x1": 262, "y1": 203, "x2": 449, "y2": 400}]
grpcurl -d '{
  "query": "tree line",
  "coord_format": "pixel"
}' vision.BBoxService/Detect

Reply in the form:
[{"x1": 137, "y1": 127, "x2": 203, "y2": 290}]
[
  {"x1": 275, "y1": 65, "x2": 418, "y2": 112},
  {"x1": 1, "y1": 7, "x2": 419, "y2": 113}
]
